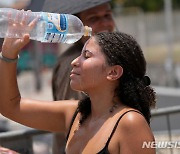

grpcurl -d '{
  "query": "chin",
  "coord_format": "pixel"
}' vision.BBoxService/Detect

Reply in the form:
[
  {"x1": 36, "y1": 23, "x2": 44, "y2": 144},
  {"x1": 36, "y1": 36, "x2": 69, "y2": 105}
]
[{"x1": 70, "y1": 82, "x2": 83, "y2": 91}]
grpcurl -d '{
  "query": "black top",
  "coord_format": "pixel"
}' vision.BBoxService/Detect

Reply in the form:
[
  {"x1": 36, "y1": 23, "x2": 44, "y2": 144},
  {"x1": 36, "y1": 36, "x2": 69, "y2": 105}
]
[{"x1": 65, "y1": 109, "x2": 142, "y2": 154}]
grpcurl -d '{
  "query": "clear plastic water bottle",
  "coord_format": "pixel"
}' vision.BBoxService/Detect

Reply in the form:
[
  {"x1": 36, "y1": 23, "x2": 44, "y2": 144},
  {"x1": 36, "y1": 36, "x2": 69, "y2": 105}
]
[{"x1": 0, "y1": 8, "x2": 92, "y2": 44}]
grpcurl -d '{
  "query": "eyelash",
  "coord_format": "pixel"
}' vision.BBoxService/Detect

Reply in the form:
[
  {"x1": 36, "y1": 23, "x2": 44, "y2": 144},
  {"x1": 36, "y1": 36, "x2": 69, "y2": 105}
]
[
  {"x1": 83, "y1": 50, "x2": 90, "y2": 58},
  {"x1": 84, "y1": 53, "x2": 90, "y2": 58}
]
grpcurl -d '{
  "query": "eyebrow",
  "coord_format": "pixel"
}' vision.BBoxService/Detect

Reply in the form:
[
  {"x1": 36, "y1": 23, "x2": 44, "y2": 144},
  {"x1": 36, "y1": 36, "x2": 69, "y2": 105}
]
[{"x1": 81, "y1": 49, "x2": 93, "y2": 55}]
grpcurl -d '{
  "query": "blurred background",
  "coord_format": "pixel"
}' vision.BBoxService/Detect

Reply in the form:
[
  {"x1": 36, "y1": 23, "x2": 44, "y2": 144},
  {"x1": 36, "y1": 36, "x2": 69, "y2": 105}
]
[{"x1": 0, "y1": 0, "x2": 180, "y2": 153}]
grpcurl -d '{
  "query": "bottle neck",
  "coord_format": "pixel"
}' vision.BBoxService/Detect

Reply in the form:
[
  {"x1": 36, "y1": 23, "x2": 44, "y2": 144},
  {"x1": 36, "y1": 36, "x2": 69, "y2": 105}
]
[{"x1": 84, "y1": 26, "x2": 92, "y2": 37}]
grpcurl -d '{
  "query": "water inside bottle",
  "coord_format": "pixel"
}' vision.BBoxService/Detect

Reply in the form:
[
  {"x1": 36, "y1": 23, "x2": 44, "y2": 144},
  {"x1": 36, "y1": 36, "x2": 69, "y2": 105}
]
[{"x1": 64, "y1": 33, "x2": 84, "y2": 44}]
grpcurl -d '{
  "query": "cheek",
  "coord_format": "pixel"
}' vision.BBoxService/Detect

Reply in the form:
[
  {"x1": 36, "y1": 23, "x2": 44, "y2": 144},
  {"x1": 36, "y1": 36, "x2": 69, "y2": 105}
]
[
  {"x1": 70, "y1": 62, "x2": 106, "y2": 91},
  {"x1": 90, "y1": 22, "x2": 115, "y2": 34},
  {"x1": 109, "y1": 20, "x2": 115, "y2": 31},
  {"x1": 81, "y1": 62, "x2": 106, "y2": 87}
]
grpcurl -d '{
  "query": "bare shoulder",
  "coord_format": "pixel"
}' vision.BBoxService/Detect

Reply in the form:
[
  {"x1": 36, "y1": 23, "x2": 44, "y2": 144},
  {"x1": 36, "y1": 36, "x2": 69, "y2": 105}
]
[
  {"x1": 119, "y1": 110, "x2": 149, "y2": 129},
  {"x1": 116, "y1": 109, "x2": 155, "y2": 153},
  {"x1": 117, "y1": 110, "x2": 153, "y2": 136}
]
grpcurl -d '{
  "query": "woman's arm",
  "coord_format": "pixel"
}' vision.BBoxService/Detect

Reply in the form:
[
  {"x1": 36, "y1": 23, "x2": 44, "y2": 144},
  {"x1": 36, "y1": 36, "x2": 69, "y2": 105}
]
[
  {"x1": 0, "y1": 146, "x2": 18, "y2": 154},
  {"x1": 0, "y1": 17, "x2": 78, "y2": 133}
]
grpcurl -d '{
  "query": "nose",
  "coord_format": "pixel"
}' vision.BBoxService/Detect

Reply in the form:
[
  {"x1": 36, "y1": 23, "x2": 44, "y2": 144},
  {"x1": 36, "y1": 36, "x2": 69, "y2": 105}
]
[
  {"x1": 102, "y1": 16, "x2": 110, "y2": 23},
  {"x1": 98, "y1": 17, "x2": 115, "y2": 31},
  {"x1": 71, "y1": 56, "x2": 80, "y2": 67}
]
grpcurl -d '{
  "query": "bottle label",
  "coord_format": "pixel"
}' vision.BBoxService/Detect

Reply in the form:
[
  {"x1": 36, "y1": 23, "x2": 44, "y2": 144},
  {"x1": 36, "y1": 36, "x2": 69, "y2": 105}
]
[{"x1": 43, "y1": 13, "x2": 68, "y2": 43}]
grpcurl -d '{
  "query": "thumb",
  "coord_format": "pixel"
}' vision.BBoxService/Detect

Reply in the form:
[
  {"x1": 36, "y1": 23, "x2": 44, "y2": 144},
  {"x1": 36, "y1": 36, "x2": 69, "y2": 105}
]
[
  {"x1": 16, "y1": 34, "x2": 30, "y2": 53},
  {"x1": 21, "y1": 34, "x2": 30, "y2": 47}
]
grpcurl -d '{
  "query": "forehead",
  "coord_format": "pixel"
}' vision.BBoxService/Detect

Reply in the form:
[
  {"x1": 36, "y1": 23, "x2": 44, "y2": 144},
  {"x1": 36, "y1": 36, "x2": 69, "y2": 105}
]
[
  {"x1": 83, "y1": 37, "x2": 108, "y2": 64},
  {"x1": 84, "y1": 37, "x2": 101, "y2": 52},
  {"x1": 79, "y1": 3, "x2": 111, "y2": 17}
]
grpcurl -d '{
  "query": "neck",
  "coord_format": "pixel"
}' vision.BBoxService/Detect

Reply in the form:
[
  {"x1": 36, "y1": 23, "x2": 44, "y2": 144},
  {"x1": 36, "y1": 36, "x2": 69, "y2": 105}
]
[{"x1": 87, "y1": 88, "x2": 121, "y2": 118}]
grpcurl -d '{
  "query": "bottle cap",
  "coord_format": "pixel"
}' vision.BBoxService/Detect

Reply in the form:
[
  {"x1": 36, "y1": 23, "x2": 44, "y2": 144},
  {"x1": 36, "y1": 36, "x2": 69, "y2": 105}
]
[{"x1": 84, "y1": 26, "x2": 92, "y2": 37}]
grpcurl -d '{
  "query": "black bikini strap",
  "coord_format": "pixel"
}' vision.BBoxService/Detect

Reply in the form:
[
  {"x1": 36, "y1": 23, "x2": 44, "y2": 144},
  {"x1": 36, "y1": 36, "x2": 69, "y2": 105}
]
[
  {"x1": 105, "y1": 110, "x2": 143, "y2": 147},
  {"x1": 66, "y1": 109, "x2": 79, "y2": 141}
]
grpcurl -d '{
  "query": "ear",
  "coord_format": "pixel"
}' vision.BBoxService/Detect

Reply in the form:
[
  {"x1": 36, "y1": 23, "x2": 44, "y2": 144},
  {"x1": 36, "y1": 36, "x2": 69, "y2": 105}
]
[{"x1": 106, "y1": 65, "x2": 123, "y2": 81}]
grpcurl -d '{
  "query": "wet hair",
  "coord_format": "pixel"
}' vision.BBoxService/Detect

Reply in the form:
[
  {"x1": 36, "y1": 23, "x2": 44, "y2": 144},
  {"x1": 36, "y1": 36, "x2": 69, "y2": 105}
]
[{"x1": 77, "y1": 32, "x2": 156, "y2": 125}]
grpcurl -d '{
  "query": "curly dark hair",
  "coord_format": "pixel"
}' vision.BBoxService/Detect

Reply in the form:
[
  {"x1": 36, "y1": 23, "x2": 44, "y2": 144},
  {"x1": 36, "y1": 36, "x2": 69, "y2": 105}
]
[{"x1": 77, "y1": 32, "x2": 156, "y2": 125}]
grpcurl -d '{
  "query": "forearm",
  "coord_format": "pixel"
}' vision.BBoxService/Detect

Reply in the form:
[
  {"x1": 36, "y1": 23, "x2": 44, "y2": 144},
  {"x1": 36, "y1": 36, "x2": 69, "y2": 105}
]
[
  {"x1": 0, "y1": 60, "x2": 20, "y2": 114},
  {"x1": 0, "y1": 31, "x2": 30, "y2": 115}
]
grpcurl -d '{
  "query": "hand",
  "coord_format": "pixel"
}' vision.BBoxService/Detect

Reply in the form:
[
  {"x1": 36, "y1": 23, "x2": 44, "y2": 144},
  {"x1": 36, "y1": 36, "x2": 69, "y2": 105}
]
[
  {"x1": 2, "y1": 34, "x2": 30, "y2": 59},
  {"x1": 1, "y1": 10, "x2": 37, "y2": 59},
  {"x1": 0, "y1": 146, "x2": 19, "y2": 154}
]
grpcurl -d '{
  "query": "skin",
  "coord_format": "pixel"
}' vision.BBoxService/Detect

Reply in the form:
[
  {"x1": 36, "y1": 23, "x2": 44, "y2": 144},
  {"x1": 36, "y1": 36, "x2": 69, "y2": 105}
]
[
  {"x1": 0, "y1": 146, "x2": 18, "y2": 154},
  {"x1": 70, "y1": 38, "x2": 110, "y2": 93},
  {"x1": 0, "y1": 15, "x2": 155, "y2": 154}
]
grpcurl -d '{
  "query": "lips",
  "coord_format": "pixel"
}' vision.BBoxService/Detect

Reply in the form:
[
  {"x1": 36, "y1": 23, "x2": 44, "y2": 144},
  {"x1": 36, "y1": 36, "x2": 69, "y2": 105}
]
[{"x1": 70, "y1": 70, "x2": 80, "y2": 76}]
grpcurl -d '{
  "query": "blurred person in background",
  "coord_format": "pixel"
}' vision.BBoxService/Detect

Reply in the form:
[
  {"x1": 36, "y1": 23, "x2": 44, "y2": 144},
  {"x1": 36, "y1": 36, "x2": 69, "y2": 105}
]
[{"x1": 44, "y1": 0, "x2": 117, "y2": 153}]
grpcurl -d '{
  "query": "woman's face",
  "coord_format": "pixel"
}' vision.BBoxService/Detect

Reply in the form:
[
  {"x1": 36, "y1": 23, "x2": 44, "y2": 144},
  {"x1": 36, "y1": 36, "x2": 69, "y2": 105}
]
[{"x1": 70, "y1": 37, "x2": 109, "y2": 93}]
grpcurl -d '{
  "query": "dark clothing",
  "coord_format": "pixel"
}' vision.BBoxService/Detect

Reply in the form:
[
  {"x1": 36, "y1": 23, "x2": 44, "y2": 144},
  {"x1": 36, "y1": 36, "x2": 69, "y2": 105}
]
[
  {"x1": 66, "y1": 109, "x2": 142, "y2": 154},
  {"x1": 52, "y1": 42, "x2": 85, "y2": 100}
]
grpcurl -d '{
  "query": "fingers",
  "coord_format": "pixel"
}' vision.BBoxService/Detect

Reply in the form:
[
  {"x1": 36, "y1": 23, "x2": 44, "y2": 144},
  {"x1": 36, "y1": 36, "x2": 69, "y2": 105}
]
[
  {"x1": 17, "y1": 34, "x2": 30, "y2": 51},
  {"x1": 22, "y1": 34, "x2": 30, "y2": 45},
  {"x1": 6, "y1": 9, "x2": 34, "y2": 38},
  {"x1": 15, "y1": 9, "x2": 22, "y2": 24},
  {"x1": 20, "y1": 10, "x2": 26, "y2": 25},
  {"x1": 20, "y1": 10, "x2": 37, "y2": 32},
  {"x1": 7, "y1": 9, "x2": 32, "y2": 29},
  {"x1": 28, "y1": 17, "x2": 38, "y2": 31},
  {"x1": 21, "y1": 10, "x2": 30, "y2": 25},
  {"x1": 2, "y1": 10, "x2": 31, "y2": 56},
  {"x1": 7, "y1": 12, "x2": 13, "y2": 28}
]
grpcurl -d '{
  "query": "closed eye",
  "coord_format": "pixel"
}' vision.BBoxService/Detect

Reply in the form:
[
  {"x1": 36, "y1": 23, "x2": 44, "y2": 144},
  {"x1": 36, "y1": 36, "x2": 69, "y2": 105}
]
[
  {"x1": 82, "y1": 50, "x2": 92, "y2": 59},
  {"x1": 88, "y1": 16, "x2": 99, "y2": 23}
]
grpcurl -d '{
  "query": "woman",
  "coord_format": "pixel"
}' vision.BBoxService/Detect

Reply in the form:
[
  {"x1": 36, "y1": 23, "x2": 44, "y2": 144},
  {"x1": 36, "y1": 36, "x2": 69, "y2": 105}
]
[{"x1": 0, "y1": 19, "x2": 156, "y2": 153}]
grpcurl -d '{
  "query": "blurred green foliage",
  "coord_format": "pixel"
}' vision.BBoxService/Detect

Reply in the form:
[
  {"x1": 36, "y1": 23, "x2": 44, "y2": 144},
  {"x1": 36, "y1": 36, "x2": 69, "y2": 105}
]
[{"x1": 111, "y1": 0, "x2": 180, "y2": 12}]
